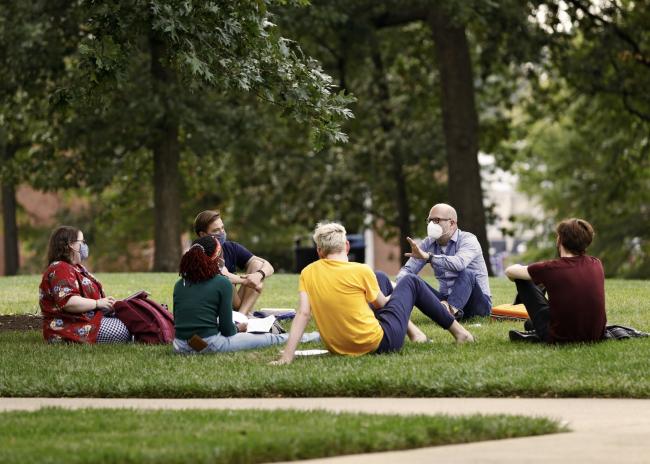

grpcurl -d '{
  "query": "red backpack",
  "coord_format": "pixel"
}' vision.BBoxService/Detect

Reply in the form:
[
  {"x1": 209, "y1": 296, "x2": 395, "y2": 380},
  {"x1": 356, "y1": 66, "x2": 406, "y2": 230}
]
[{"x1": 112, "y1": 291, "x2": 175, "y2": 344}]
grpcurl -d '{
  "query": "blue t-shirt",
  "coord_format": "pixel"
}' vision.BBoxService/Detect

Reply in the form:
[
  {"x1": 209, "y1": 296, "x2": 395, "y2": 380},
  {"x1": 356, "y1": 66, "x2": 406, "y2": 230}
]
[{"x1": 222, "y1": 241, "x2": 254, "y2": 273}]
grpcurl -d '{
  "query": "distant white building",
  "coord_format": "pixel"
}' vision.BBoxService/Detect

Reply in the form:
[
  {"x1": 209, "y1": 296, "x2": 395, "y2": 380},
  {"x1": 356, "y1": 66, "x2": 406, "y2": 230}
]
[{"x1": 479, "y1": 153, "x2": 544, "y2": 274}]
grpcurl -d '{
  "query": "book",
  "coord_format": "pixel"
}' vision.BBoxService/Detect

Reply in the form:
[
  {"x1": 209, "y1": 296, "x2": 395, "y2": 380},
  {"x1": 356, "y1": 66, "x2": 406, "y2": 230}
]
[
  {"x1": 231, "y1": 311, "x2": 248, "y2": 324},
  {"x1": 230, "y1": 312, "x2": 279, "y2": 333},
  {"x1": 245, "y1": 315, "x2": 276, "y2": 333}
]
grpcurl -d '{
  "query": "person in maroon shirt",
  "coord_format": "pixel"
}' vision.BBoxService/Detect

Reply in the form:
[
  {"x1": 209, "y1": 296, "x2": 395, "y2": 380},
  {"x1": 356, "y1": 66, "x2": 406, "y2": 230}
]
[
  {"x1": 504, "y1": 218, "x2": 607, "y2": 343},
  {"x1": 39, "y1": 226, "x2": 131, "y2": 344}
]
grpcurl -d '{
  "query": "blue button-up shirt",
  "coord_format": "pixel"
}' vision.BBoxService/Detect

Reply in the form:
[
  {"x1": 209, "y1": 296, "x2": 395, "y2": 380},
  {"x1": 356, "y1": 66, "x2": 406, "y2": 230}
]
[{"x1": 396, "y1": 229, "x2": 491, "y2": 298}]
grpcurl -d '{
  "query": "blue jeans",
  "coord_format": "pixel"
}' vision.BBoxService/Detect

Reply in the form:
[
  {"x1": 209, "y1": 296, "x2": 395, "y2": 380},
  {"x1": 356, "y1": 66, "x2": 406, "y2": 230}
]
[
  {"x1": 173, "y1": 331, "x2": 320, "y2": 354},
  {"x1": 440, "y1": 269, "x2": 492, "y2": 320},
  {"x1": 373, "y1": 272, "x2": 455, "y2": 353}
]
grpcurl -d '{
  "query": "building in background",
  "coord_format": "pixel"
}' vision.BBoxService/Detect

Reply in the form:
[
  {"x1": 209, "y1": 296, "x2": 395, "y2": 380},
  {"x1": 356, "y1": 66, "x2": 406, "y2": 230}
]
[{"x1": 479, "y1": 153, "x2": 543, "y2": 275}]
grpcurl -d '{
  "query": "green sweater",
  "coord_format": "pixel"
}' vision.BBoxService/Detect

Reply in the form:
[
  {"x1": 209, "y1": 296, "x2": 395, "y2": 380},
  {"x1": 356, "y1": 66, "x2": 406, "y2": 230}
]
[{"x1": 173, "y1": 274, "x2": 236, "y2": 340}]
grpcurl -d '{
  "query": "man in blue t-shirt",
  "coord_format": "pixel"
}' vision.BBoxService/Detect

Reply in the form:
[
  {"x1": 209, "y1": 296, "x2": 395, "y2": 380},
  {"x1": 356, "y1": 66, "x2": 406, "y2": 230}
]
[{"x1": 193, "y1": 210, "x2": 275, "y2": 315}]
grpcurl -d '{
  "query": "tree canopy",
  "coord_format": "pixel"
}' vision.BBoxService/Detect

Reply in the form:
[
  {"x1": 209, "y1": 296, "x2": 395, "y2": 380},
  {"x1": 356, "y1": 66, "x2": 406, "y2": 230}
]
[{"x1": 2, "y1": 0, "x2": 649, "y2": 277}]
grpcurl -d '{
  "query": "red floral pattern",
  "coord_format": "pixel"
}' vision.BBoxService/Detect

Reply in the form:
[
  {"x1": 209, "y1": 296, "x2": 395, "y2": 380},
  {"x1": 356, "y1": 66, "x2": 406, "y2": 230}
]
[{"x1": 39, "y1": 261, "x2": 105, "y2": 344}]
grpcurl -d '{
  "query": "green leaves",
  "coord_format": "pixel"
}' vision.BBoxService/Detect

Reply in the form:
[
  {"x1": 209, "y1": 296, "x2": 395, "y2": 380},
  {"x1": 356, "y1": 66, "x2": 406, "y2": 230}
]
[
  {"x1": 78, "y1": 36, "x2": 123, "y2": 80},
  {"x1": 142, "y1": 0, "x2": 354, "y2": 144},
  {"x1": 507, "y1": 1, "x2": 650, "y2": 277}
]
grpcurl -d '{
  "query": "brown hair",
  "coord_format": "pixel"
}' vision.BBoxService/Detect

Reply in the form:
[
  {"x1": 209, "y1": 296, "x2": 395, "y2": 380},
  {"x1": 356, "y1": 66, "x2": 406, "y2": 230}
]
[
  {"x1": 193, "y1": 210, "x2": 221, "y2": 236},
  {"x1": 179, "y1": 235, "x2": 222, "y2": 283},
  {"x1": 46, "y1": 226, "x2": 80, "y2": 265},
  {"x1": 556, "y1": 218, "x2": 594, "y2": 256}
]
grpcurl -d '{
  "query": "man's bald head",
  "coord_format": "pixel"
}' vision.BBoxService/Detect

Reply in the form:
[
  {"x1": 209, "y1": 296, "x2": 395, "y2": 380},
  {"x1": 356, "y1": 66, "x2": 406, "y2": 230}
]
[{"x1": 430, "y1": 203, "x2": 457, "y2": 222}]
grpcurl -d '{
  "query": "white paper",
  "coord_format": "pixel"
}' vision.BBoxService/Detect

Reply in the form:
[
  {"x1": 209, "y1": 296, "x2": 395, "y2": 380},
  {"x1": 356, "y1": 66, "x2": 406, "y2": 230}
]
[
  {"x1": 294, "y1": 349, "x2": 329, "y2": 356},
  {"x1": 246, "y1": 315, "x2": 276, "y2": 333},
  {"x1": 231, "y1": 311, "x2": 248, "y2": 324}
]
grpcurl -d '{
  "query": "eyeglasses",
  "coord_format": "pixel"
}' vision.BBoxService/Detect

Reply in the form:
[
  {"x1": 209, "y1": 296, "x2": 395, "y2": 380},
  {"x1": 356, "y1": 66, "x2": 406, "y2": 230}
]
[{"x1": 426, "y1": 217, "x2": 452, "y2": 225}]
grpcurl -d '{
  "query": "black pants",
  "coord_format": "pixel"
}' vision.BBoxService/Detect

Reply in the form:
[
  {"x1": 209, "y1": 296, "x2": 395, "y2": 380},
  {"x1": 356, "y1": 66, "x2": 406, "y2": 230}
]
[{"x1": 514, "y1": 279, "x2": 551, "y2": 342}]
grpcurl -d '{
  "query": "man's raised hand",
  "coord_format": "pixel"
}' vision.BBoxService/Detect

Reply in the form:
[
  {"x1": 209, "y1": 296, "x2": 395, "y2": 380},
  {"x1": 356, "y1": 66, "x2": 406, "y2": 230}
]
[{"x1": 405, "y1": 237, "x2": 429, "y2": 260}]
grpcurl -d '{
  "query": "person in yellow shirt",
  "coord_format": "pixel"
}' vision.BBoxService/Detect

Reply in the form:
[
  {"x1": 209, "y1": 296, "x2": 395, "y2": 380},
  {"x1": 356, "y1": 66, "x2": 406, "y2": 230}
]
[{"x1": 273, "y1": 222, "x2": 474, "y2": 364}]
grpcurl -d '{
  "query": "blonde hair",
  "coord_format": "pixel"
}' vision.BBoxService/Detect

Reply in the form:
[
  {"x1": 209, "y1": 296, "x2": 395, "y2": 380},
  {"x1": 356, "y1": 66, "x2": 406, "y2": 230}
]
[{"x1": 313, "y1": 222, "x2": 347, "y2": 255}]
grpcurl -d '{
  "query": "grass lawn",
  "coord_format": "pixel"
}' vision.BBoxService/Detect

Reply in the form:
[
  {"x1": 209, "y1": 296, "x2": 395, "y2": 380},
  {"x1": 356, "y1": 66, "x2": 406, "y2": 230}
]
[
  {"x1": 1, "y1": 274, "x2": 649, "y2": 398},
  {"x1": 0, "y1": 408, "x2": 564, "y2": 464}
]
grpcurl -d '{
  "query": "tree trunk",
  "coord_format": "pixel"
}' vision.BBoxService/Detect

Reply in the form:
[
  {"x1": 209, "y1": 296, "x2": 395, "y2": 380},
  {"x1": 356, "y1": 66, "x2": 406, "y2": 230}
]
[
  {"x1": 428, "y1": 8, "x2": 493, "y2": 275},
  {"x1": 371, "y1": 47, "x2": 412, "y2": 264},
  {"x1": 1, "y1": 143, "x2": 19, "y2": 276},
  {"x1": 150, "y1": 34, "x2": 182, "y2": 272},
  {"x1": 1, "y1": 181, "x2": 19, "y2": 276}
]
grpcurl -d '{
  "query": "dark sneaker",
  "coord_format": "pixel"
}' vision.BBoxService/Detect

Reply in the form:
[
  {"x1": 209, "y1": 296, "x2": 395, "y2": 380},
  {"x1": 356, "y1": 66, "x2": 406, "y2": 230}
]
[
  {"x1": 509, "y1": 329, "x2": 541, "y2": 343},
  {"x1": 270, "y1": 320, "x2": 287, "y2": 335},
  {"x1": 524, "y1": 318, "x2": 534, "y2": 331}
]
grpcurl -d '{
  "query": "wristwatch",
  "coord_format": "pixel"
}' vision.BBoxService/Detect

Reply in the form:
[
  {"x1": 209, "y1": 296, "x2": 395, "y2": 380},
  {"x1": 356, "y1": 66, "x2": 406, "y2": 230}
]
[
  {"x1": 256, "y1": 269, "x2": 266, "y2": 280},
  {"x1": 426, "y1": 253, "x2": 435, "y2": 265}
]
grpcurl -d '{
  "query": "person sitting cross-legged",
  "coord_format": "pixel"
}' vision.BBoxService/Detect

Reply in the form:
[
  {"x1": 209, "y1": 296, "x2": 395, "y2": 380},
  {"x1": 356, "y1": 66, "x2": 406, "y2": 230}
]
[
  {"x1": 398, "y1": 203, "x2": 492, "y2": 320},
  {"x1": 173, "y1": 235, "x2": 319, "y2": 354},
  {"x1": 504, "y1": 218, "x2": 607, "y2": 344},
  {"x1": 272, "y1": 222, "x2": 473, "y2": 365}
]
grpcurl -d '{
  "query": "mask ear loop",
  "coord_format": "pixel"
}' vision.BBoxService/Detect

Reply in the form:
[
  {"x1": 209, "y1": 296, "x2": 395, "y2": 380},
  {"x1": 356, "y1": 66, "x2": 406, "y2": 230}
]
[{"x1": 210, "y1": 235, "x2": 222, "y2": 260}]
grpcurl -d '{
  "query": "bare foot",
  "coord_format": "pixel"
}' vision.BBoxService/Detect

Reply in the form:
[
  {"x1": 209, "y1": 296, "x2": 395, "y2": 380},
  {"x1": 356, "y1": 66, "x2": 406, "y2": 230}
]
[
  {"x1": 455, "y1": 331, "x2": 475, "y2": 344},
  {"x1": 410, "y1": 332, "x2": 428, "y2": 343},
  {"x1": 448, "y1": 320, "x2": 474, "y2": 344},
  {"x1": 407, "y1": 320, "x2": 428, "y2": 343}
]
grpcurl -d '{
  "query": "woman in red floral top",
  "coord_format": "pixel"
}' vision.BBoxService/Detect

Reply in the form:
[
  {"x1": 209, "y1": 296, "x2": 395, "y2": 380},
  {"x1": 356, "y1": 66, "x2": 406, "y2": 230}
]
[{"x1": 39, "y1": 226, "x2": 131, "y2": 344}]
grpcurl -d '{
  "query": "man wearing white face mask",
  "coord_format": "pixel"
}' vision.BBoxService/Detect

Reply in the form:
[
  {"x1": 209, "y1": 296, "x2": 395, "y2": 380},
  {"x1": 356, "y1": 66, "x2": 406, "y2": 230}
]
[{"x1": 396, "y1": 203, "x2": 491, "y2": 320}]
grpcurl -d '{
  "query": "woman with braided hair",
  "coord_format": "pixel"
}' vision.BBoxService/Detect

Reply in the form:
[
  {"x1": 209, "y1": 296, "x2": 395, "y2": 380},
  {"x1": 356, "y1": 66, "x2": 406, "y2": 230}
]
[{"x1": 172, "y1": 235, "x2": 318, "y2": 354}]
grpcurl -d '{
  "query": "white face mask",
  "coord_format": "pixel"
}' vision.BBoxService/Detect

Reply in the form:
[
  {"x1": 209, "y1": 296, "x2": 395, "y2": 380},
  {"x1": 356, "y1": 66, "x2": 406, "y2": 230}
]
[{"x1": 427, "y1": 222, "x2": 443, "y2": 240}]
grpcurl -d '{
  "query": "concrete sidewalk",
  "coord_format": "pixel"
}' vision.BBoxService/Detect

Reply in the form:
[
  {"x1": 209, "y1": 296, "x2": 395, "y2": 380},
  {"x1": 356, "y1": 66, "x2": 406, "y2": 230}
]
[{"x1": 2, "y1": 397, "x2": 649, "y2": 463}]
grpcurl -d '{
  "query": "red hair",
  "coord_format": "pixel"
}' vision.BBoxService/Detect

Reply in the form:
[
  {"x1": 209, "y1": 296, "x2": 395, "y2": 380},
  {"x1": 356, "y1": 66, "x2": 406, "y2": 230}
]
[{"x1": 179, "y1": 236, "x2": 222, "y2": 283}]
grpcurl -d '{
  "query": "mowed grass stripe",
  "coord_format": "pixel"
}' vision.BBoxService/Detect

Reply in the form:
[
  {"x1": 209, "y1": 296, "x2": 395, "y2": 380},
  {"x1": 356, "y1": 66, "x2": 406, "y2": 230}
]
[{"x1": 0, "y1": 408, "x2": 566, "y2": 464}]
